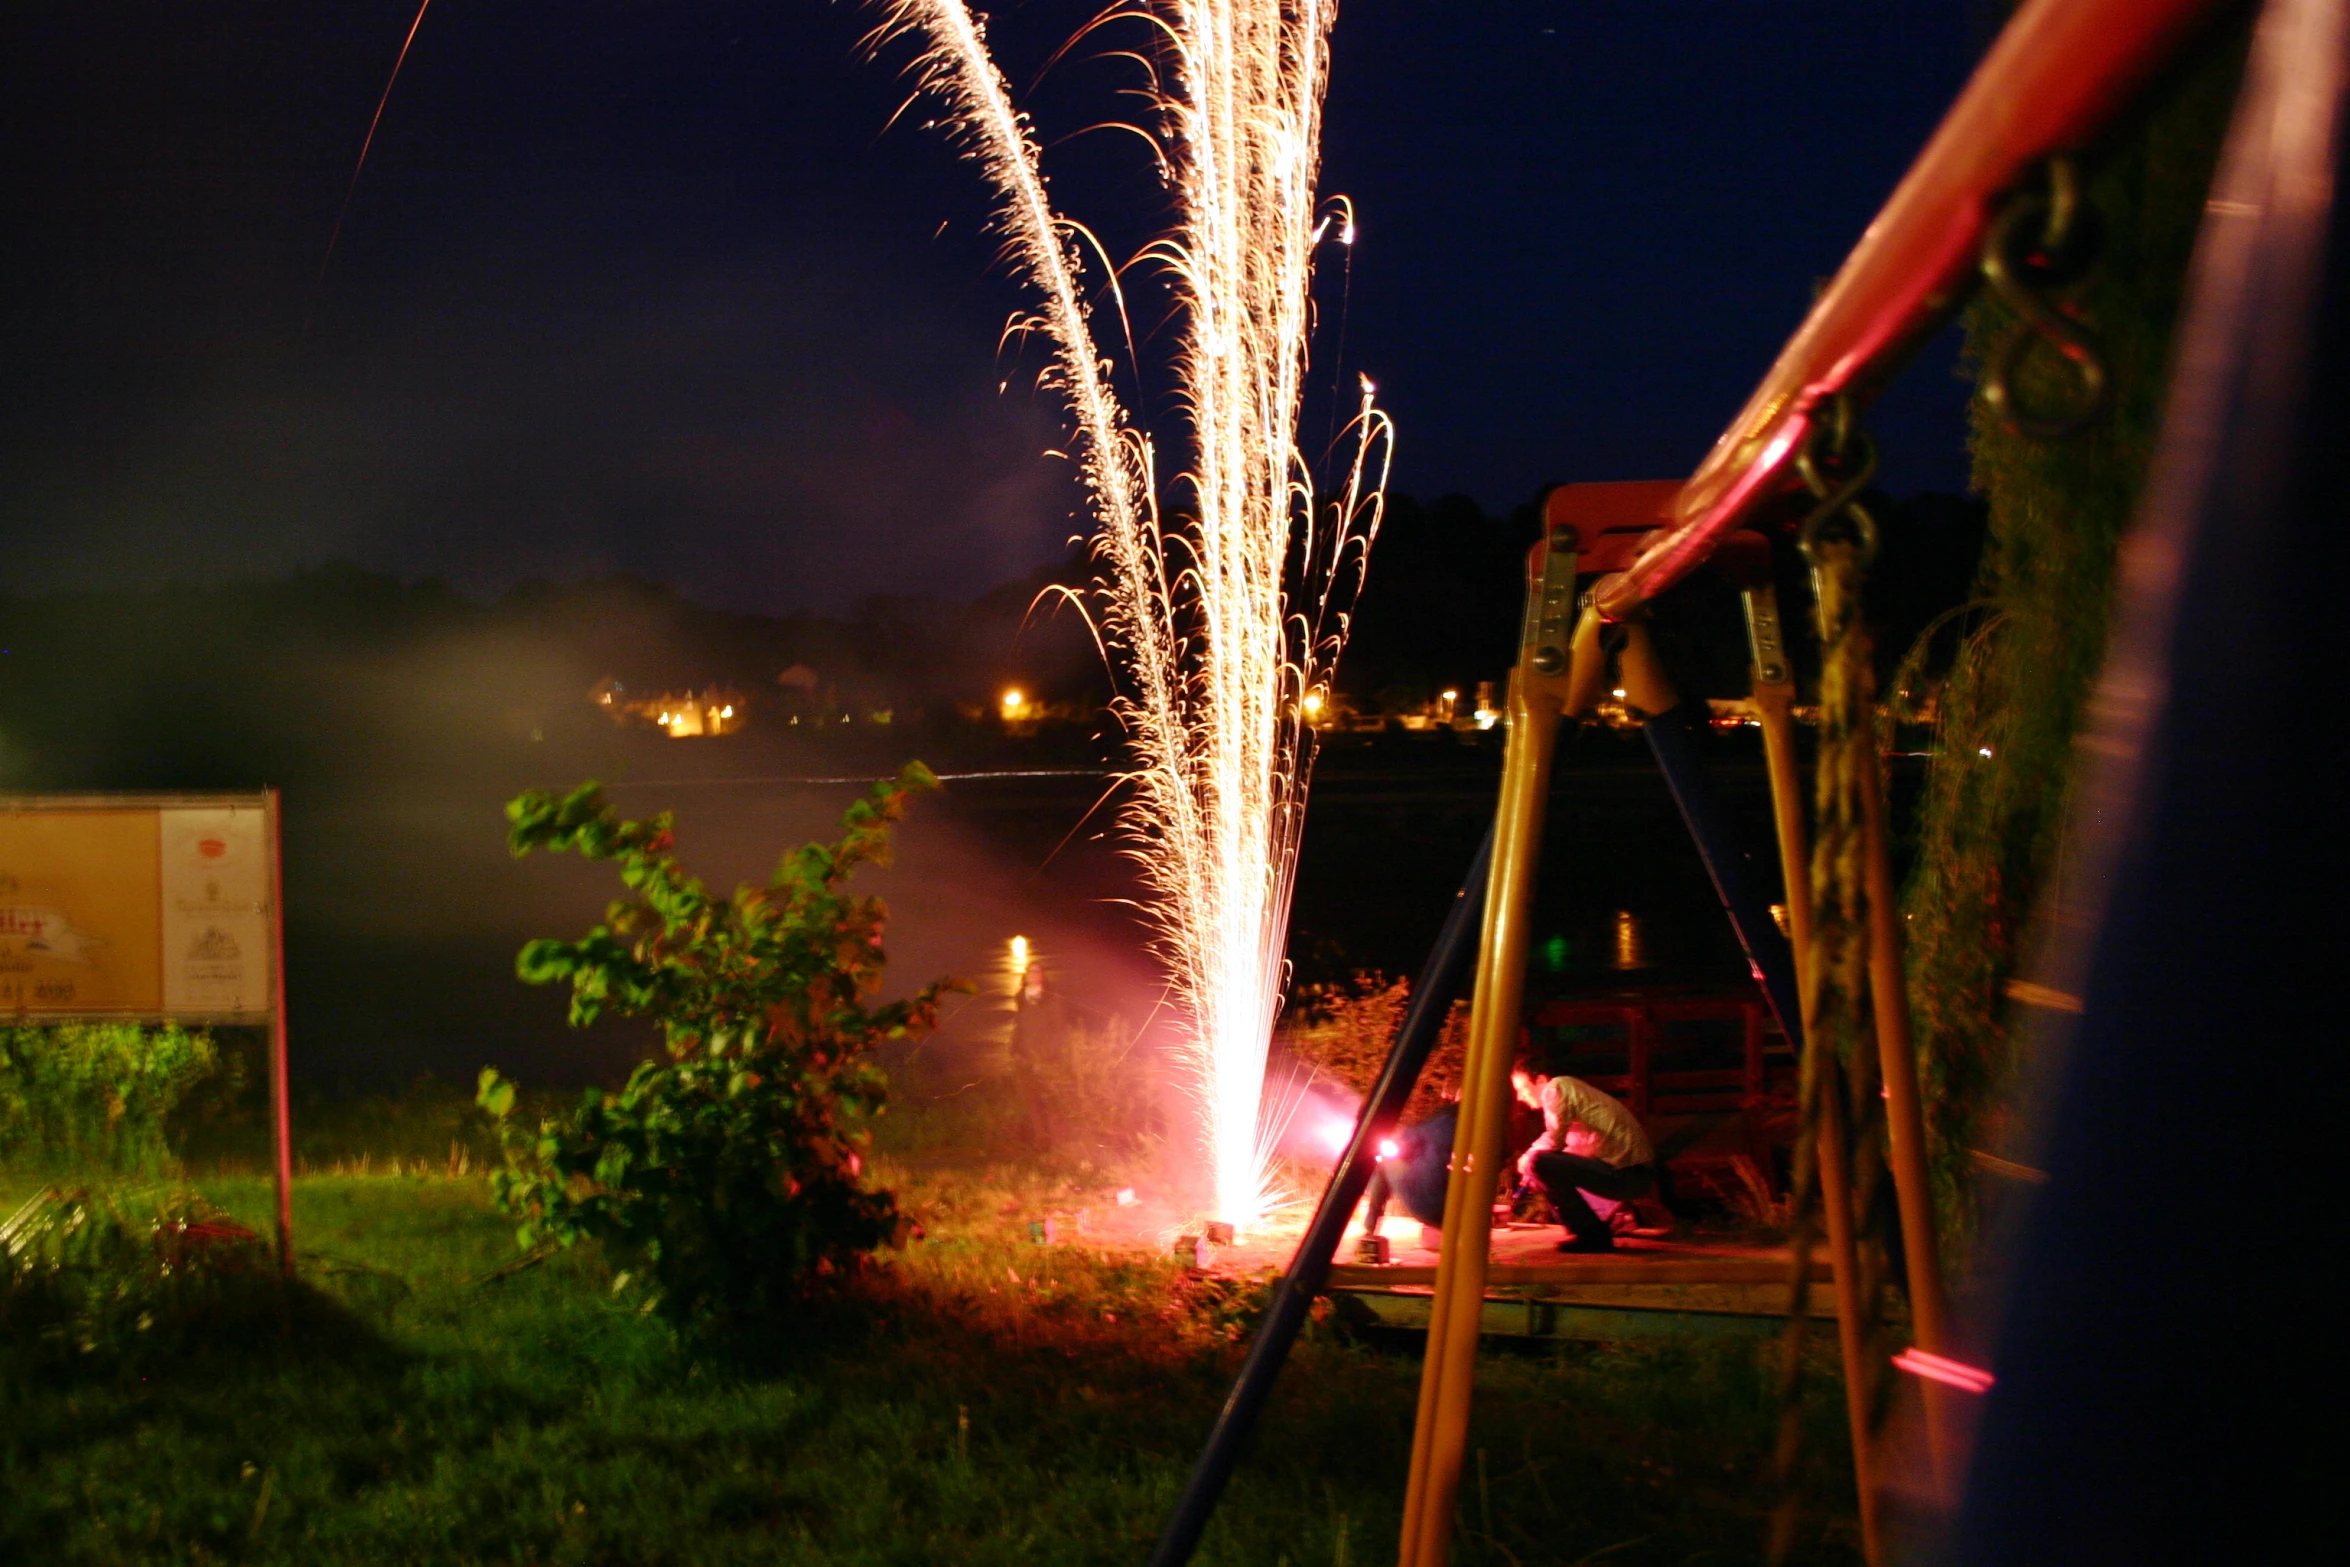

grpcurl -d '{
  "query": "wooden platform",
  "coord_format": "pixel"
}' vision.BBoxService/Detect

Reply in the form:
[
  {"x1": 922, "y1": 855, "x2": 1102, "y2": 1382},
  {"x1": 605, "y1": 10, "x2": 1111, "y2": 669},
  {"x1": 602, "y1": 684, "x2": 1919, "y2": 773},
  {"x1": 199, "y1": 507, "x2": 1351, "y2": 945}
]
[{"x1": 1321, "y1": 1226, "x2": 1840, "y2": 1340}]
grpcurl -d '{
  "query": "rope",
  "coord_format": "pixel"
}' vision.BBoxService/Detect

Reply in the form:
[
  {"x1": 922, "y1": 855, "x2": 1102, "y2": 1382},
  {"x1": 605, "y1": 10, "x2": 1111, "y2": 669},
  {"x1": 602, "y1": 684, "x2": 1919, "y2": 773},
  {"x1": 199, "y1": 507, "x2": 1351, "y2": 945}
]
[{"x1": 1771, "y1": 412, "x2": 1897, "y2": 1562}]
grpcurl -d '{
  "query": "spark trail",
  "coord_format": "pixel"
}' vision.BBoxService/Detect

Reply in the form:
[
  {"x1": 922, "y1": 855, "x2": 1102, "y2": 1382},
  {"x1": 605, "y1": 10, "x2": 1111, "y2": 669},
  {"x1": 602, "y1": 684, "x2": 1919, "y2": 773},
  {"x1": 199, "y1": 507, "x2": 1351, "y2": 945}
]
[{"x1": 869, "y1": 0, "x2": 1390, "y2": 1226}]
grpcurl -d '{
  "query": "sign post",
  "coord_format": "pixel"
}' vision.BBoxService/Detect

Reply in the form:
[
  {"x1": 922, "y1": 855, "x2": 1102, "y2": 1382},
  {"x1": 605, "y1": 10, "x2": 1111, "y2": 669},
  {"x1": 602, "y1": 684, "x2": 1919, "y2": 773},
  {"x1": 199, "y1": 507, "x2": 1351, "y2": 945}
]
[{"x1": 0, "y1": 791, "x2": 294, "y2": 1273}]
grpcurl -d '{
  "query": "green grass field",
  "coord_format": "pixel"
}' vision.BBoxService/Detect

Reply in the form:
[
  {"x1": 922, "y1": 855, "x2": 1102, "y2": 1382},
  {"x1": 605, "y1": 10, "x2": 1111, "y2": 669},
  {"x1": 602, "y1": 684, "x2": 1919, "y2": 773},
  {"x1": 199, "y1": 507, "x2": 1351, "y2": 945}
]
[{"x1": 5, "y1": 1156, "x2": 1863, "y2": 1567}]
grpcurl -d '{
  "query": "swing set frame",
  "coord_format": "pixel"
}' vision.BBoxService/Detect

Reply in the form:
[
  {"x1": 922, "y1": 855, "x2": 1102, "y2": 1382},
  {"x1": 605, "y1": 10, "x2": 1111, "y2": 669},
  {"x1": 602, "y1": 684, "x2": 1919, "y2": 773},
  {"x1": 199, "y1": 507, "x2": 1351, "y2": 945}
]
[{"x1": 1147, "y1": 1, "x2": 2255, "y2": 1563}]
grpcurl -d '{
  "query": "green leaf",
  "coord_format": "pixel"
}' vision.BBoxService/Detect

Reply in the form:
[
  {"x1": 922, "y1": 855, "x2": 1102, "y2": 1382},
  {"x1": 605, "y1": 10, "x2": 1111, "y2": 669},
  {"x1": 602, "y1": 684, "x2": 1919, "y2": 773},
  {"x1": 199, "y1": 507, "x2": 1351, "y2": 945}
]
[{"x1": 475, "y1": 1069, "x2": 516, "y2": 1120}]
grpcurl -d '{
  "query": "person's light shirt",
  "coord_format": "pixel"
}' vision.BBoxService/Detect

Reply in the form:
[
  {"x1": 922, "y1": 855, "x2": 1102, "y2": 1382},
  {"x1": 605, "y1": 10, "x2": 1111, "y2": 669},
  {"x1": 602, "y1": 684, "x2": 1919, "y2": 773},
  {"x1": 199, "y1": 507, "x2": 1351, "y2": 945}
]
[{"x1": 1532, "y1": 1075, "x2": 1654, "y2": 1168}]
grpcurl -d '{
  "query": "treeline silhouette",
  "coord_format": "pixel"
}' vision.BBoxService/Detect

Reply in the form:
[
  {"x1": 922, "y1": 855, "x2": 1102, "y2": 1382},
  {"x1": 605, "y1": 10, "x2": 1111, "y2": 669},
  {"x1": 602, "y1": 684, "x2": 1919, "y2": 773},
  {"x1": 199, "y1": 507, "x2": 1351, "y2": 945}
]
[{"x1": 0, "y1": 488, "x2": 1981, "y2": 795}]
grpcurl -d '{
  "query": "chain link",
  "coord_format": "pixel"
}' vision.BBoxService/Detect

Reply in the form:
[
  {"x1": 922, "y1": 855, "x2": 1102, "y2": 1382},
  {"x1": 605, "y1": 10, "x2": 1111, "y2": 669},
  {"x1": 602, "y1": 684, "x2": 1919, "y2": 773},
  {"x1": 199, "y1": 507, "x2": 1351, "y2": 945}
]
[{"x1": 1980, "y1": 156, "x2": 2111, "y2": 439}]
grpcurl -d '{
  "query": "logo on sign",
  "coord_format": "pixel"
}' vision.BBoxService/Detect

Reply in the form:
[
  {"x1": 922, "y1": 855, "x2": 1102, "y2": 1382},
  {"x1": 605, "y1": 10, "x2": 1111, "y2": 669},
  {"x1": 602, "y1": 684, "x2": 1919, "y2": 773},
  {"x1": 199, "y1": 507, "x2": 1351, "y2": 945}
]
[
  {"x1": 0, "y1": 906, "x2": 103, "y2": 964},
  {"x1": 188, "y1": 927, "x2": 242, "y2": 963}
]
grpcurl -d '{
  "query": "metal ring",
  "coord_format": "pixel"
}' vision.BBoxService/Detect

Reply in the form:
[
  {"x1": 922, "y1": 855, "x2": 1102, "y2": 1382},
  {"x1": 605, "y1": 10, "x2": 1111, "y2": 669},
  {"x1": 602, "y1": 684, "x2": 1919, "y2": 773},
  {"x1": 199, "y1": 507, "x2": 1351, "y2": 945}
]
[{"x1": 1799, "y1": 493, "x2": 1878, "y2": 575}]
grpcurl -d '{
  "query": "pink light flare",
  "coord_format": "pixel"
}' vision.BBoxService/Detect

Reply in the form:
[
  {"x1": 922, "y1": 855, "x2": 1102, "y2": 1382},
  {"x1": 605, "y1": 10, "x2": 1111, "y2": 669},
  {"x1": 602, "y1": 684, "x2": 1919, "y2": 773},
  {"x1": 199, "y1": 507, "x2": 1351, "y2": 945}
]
[
  {"x1": 1376, "y1": 1138, "x2": 1400, "y2": 1162},
  {"x1": 1893, "y1": 1348, "x2": 1996, "y2": 1394},
  {"x1": 1272, "y1": 1082, "x2": 1363, "y2": 1169}
]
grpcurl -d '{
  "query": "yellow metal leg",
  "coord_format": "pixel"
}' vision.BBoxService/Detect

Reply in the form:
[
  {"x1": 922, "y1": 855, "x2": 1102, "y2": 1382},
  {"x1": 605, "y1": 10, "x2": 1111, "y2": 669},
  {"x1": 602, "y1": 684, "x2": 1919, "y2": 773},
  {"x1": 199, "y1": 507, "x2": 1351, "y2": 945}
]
[
  {"x1": 1393, "y1": 757, "x2": 1518, "y2": 1555},
  {"x1": 1858, "y1": 747, "x2": 1956, "y2": 1482},
  {"x1": 1811, "y1": 1050, "x2": 1886, "y2": 1562},
  {"x1": 1396, "y1": 667, "x2": 1564, "y2": 1567}
]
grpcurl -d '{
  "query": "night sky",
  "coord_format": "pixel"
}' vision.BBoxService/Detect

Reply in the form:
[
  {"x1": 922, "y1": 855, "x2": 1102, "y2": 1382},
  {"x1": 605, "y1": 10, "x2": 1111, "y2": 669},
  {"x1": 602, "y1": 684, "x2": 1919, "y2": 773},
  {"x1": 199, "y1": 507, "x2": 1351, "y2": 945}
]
[{"x1": 2, "y1": 2, "x2": 1991, "y2": 615}]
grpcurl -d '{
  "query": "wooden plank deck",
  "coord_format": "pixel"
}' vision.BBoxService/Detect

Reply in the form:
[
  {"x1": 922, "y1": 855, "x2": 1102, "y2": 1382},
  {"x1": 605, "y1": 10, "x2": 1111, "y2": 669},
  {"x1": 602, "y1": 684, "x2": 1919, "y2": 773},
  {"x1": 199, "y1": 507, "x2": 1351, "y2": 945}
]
[
  {"x1": 1326, "y1": 1258, "x2": 1825, "y2": 1288},
  {"x1": 1335, "y1": 1223, "x2": 1821, "y2": 1280},
  {"x1": 1321, "y1": 1226, "x2": 1840, "y2": 1337}
]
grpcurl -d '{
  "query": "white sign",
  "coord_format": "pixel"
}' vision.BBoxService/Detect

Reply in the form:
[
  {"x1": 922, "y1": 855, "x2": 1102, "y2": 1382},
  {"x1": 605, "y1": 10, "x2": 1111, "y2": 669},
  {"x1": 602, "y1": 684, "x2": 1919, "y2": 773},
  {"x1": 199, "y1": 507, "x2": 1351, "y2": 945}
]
[{"x1": 160, "y1": 806, "x2": 272, "y2": 1017}]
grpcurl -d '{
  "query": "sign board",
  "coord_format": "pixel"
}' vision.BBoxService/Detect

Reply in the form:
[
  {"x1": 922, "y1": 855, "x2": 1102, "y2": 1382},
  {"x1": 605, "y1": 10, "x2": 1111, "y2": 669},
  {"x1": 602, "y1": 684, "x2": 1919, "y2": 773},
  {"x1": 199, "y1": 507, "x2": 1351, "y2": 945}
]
[
  {"x1": 0, "y1": 794, "x2": 276, "y2": 1020},
  {"x1": 0, "y1": 791, "x2": 294, "y2": 1271}
]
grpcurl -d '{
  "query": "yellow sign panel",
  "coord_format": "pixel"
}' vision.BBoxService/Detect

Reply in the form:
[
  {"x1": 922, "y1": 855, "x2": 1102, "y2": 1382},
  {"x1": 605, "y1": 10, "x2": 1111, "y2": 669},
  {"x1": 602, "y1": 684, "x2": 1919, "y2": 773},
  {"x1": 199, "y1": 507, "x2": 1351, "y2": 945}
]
[{"x1": 0, "y1": 796, "x2": 275, "y2": 1021}]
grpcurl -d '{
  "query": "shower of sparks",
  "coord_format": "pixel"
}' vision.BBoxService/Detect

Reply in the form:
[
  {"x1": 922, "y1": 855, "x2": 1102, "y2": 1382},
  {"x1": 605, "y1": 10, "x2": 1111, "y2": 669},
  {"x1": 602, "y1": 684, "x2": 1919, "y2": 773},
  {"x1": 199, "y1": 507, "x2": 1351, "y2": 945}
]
[{"x1": 867, "y1": 0, "x2": 1391, "y2": 1227}]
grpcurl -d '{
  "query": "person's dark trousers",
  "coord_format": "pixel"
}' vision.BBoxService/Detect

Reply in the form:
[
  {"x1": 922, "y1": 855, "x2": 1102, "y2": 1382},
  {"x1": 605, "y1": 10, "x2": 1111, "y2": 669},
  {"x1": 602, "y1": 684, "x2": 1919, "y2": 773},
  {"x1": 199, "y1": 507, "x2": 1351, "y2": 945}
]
[
  {"x1": 1529, "y1": 1152, "x2": 1656, "y2": 1245},
  {"x1": 1364, "y1": 1166, "x2": 1394, "y2": 1232}
]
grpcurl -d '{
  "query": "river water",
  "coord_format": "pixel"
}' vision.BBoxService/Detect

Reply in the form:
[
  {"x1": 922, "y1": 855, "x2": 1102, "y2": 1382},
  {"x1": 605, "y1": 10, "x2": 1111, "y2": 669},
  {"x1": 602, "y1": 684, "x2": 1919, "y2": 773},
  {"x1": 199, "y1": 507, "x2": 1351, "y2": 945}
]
[{"x1": 279, "y1": 718, "x2": 1854, "y2": 1093}]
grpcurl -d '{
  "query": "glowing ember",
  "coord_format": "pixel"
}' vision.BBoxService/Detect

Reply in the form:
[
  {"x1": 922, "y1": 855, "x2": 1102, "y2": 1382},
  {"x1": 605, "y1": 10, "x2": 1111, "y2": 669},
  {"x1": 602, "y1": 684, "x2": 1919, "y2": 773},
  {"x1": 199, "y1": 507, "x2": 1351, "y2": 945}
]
[{"x1": 873, "y1": 1, "x2": 1390, "y2": 1227}]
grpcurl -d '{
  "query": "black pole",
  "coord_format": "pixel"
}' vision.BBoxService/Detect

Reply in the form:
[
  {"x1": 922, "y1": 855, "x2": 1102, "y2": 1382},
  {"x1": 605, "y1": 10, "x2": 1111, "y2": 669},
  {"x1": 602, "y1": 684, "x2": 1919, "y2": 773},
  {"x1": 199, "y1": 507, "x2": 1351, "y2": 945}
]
[
  {"x1": 1146, "y1": 822, "x2": 1496, "y2": 1567},
  {"x1": 1642, "y1": 704, "x2": 1806, "y2": 1049}
]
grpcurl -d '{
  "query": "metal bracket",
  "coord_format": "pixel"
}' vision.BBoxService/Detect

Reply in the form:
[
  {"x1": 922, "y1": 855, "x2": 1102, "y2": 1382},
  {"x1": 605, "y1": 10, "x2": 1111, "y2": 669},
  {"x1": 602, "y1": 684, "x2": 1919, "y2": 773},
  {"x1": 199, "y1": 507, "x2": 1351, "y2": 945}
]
[
  {"x1": 1741, "y1": 581, "x2": 1793, "y2": 689},
  {"x1": 1521, "y1": 525, "x2": 1580, "y2": 674}
]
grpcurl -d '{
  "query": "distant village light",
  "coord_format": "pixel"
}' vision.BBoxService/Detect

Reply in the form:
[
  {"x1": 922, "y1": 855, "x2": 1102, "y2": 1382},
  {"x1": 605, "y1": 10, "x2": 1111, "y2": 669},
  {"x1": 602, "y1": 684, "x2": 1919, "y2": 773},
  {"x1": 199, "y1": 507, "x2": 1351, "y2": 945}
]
[{"x1": 591, "y1": 678, "x2": 745, "y2": 738}]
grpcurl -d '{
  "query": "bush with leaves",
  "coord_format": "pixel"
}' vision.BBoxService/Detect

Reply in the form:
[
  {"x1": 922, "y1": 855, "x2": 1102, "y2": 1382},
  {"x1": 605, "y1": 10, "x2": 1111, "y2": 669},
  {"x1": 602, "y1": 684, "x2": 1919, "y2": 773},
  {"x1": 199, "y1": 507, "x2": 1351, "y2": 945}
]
[
  {"x1": 1904, "y1": 39, "x2": 2242, "y2": 1256},
  {"x1": 1, "y1": 1186, "x2": 272, "y2": 1377},
  {"x1": 478, "y1": 763, "x2": 956, "y2": 1329},
  {"x1": 0, "y1": 1023, "x2": 236, "y2": 1176},
  {"x1": 1280, "y1": 971, "x2": 1467, "y2": 1124}
]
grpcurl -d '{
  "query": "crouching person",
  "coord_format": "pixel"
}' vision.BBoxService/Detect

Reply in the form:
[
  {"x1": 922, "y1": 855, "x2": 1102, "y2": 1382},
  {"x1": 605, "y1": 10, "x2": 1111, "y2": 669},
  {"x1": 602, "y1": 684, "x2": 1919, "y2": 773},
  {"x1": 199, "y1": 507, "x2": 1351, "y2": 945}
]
[
  {"x1": 1363, "y1": 1103, "x2": 1456, "y2": 1237},
  {"x1": 1511, "y1": 1056, "x2": 1656, "y2": 1253}
]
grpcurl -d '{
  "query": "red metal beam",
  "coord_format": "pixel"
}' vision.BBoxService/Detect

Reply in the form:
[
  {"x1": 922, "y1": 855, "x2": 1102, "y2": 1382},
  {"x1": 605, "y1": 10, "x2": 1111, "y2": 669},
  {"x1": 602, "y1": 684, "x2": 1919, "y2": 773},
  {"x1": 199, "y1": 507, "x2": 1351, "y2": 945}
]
[
  {"x1": 1539, "y1": 479, "x2": 1678, "y2": 577},
  {"x1": 1591, "y1": 0, "x2": 2235, "y2": 620}
]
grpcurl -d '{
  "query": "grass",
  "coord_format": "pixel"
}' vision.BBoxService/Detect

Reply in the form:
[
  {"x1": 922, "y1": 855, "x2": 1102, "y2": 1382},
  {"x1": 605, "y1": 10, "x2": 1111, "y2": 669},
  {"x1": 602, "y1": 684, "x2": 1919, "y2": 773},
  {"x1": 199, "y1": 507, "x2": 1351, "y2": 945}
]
[{"x1": 4, "y1": 1154, "x2": 1863, "y2": 1566}]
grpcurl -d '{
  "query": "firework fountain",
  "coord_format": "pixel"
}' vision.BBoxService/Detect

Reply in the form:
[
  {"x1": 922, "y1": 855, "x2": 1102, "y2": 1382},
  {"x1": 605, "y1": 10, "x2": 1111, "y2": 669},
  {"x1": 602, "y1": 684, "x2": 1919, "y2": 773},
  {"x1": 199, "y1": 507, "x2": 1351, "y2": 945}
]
[{"x1": 871, "y1": 0, "x2": 1390, "y2": 1227}]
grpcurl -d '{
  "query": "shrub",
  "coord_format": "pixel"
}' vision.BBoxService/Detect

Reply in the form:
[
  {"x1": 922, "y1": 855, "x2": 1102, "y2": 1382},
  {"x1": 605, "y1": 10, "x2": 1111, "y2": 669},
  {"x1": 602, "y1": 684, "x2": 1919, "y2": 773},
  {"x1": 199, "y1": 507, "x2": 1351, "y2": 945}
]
[
  {"x1": 0, "y1": 1023, "x2": 236, "y2": 1176},
  {"x1": 1039, "y1": 1011, "x2": 1161, "y2": 1154},
  {"x1": 478, "y1": 763, "x2": 957, "y2": 1330},
  {"x1": 1280, "y1": 971, "x2": 1466, "y2": 1123},
  {"x1": 906, "y1": 942, "x2": 1165, "y2": 1162},
  {"x1": 1904, "y1": 38, "x2": 2243, "y2": 1256},
  {"x1": 0, "y1": 1185, "x2": 273, "y2": 1377}
]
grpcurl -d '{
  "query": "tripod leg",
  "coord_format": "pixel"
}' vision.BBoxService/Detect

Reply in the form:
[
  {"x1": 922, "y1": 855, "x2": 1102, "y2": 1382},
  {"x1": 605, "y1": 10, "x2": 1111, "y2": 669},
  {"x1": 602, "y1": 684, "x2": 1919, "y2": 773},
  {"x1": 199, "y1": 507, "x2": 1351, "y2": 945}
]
[{"x1": 1398, "y1": 667, "x2": 1564, "y2": 1567}]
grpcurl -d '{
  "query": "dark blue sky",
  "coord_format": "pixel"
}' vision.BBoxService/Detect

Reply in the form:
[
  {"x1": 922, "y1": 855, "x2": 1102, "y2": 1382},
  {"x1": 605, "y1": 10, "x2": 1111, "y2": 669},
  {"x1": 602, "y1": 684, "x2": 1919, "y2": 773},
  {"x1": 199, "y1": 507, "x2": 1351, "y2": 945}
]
[{"x1": 0, "y1": 2, "x2": 1989, "y2": 613}]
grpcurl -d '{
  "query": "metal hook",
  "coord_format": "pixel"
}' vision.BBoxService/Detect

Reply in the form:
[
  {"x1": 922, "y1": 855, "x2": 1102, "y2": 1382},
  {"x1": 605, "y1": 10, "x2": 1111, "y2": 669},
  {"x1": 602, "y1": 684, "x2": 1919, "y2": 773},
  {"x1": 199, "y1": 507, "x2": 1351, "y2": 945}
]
[
  {"x1": 1795, "y1": 399, "x2": 1880, "y2": 574},
  {"x1": 1980, "y1": 157, "x2": 2110, "y2": 439}
]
